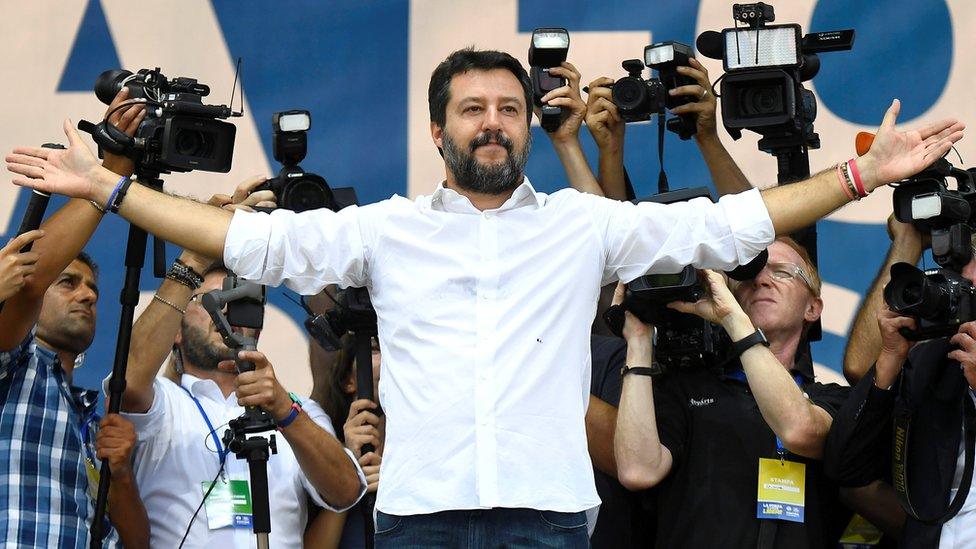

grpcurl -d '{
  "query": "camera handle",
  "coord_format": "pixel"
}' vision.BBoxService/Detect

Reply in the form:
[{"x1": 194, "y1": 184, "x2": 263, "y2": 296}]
[
  {"x1": 89, "y1": 171, "x2": 164, "y2": 548},
  {"x1": 201, "y1": 287, "x2": 277, "y2": 547}
]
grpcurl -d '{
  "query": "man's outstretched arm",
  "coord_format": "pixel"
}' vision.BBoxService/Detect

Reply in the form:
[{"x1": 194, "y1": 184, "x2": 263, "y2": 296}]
[
  {"x1": 761, "y1": 99, "x2": 963, "y2": 236},
  {"x1": 6, "y1": 119, "x2": 232, "y2": 260}
]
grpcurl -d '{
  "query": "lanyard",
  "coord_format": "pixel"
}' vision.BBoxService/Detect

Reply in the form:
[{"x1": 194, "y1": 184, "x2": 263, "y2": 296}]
[
  {"x1": 726, "y1": 368, "x2": 806, "y2": 460},
  {"x1": 178, "y1": 384, "x2": 227, "y2": 465},
  {"x1": 80, "y1": 410, "x2": 100, "y2": 462}
]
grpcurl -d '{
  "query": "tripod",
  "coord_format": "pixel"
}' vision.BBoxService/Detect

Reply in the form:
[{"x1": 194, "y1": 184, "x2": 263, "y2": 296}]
[
  {"x1": 89, "y1": 169, "x2": 167, "y2": 548},
  {"x1": 201, "y1": 279, "x2": 276, "y2": 548}
]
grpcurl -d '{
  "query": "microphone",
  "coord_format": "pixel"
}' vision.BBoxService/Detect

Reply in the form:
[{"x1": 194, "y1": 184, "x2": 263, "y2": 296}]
[
  {"x1": 696, "y1": 31, "x2": 724, "y2": 60},
  {"x1": 14, "y1": 143, "x2": 62, "y2": 252},
  {"x1": 855, "y1": 132, "x2": 875, "y2": 156}
]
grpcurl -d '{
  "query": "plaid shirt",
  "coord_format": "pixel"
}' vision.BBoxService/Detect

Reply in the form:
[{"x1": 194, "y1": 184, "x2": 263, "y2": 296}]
[{"x1": 0, "y1": 333, "x2": 117, "y2": 548}]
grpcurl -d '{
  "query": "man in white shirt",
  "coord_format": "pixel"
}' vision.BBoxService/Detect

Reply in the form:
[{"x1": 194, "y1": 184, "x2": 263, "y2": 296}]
[
  {"x1": 5, "y1": 47, "x2": 964, "y2": 547},
  {"x1": 113, "y1": 252, "x2": 366, "y2": 548}
]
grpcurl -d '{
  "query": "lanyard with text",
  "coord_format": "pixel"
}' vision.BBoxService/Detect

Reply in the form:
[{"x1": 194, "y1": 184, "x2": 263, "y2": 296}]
[
  {"x1": 727, "y1": 368, "x2": 808, "y2": 524},
  {"x1": 178, "y1": 384, "x2": 227, "y2": 466}
]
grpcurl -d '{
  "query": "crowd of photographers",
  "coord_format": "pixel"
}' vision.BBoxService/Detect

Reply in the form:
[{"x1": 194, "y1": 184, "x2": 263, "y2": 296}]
[{"x1": 1, "y1": 12, "x2": 975, "y2": 549}]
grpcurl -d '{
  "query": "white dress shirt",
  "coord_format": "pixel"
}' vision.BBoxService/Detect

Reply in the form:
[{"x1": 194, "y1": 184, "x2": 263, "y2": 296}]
[
  {"x1": 116, "y1": 375, "x2": 366, "y2": 548},
  {"x1": 939, "y1": 391, "x2": 976, "y2": 547},
  {"x1": 224, "y1": 179, "x2": 774, "y2": 515}
]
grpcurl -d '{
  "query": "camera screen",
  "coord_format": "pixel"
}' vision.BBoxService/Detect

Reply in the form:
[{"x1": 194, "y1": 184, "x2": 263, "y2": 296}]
[{"x1": 724, "y1": 25, "x2": 800, "y2": 70}]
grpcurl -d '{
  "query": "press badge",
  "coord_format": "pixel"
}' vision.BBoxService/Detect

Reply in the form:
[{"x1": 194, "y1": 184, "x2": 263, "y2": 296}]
[
  {"x1": 201, "y1": 479, "x2": 253, "y2": 529},
  {"x1": 756, "y1": 457, "x2": 805, "y2": 523},
  {"x1": 838, "y1": 513, "x2": 883, "y2": 548},
  {"x1": 84, "y1": 458, "x2": 100, "y2": 502}
]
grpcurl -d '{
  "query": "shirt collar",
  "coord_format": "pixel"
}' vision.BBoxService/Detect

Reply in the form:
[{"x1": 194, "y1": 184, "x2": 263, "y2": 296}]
[
  {"x1": 180, "y1": 372, "x2": 227, "y2": 402},
  {"x1": 428, "y1": 177, "x2": 542, "y2": 214}
]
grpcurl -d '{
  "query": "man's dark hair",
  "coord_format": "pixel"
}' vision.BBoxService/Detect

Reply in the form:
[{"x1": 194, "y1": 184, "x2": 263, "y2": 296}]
[
  {"x1": 428, "y1": 48, "x2": 533, "y2": 129},
  {"x1": 76, "y1": 251, "x2": 98, "y2": 280}
]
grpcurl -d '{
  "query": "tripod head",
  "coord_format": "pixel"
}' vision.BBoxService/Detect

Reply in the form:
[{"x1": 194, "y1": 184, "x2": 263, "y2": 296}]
[{"x1": 200, "y1": 275, "x2": 265, "y2": 371}]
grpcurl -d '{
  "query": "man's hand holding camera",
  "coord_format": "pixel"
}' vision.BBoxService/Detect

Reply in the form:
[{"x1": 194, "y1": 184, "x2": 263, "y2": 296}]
[
  {"x1": 949, "y1": 321, "x2": 976, "y2": 390},
  {"x1": 667, "y1": 269, "x2": 753, "y2": 339},
  {"x1": 874, "y1": 305, "x2": 917, "y2": 390},
  {"x1": 221, "y1": 350, "x2": 294, "y2": 422},
  {"x1": 667, "y1": 58, "x2": 718, "y2": 140},
  {"x1": 537, "y1": 62, "x2": 587, "y2": 146}
]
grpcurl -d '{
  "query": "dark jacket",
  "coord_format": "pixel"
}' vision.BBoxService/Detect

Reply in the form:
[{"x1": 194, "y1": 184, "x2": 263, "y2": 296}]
[{"x1": 824, "y1": 338, "x2": 970, "y2": 548}]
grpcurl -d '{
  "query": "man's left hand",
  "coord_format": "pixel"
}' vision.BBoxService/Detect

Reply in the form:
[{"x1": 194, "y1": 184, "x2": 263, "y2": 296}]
[
  {"x1": 229, "y1": 350, "x2": 293, "y2": 421},
  {"x1": 100, "y1": 88, "x2": 147, "y2": 177},
  {"x1": 95, "y1": 414, "x2": 137, "y2": 475},
  {"x1": 859, "y1": 99, "x2": 964, "y2": 192},
  {"x1": 667, "y1": 269, "x2": 743, "y2": 325},
  {"x1": 949, "y1": 321, "x2": 976, "y2": 390}
]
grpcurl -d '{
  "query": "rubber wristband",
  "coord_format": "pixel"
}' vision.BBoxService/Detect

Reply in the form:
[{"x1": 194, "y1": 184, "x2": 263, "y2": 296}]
[
  {"x1": 104, "y1": 176, "x2": 128, "y2": 213},
  {"x1": 107, "y1": 176, "x2": 134, "y2": 214},
  {"x1": 848, "y1": 158, "x2": 867, "y2": 197},
  {"x1": 836, "y1": 163, "x2": 856, "y2": 201},
  {"x1": 277, "y1": 403, "x2": 302, "y2": 429},
  {"x1": 840, "y1": 161, "x2": 859, "y2": 201}
]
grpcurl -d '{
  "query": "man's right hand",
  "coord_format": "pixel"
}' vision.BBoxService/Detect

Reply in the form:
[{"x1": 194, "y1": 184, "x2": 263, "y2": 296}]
[
  {"x1": 344, "y1": 398, "x2": 382, "y2": 459},
  {"x1": 0, "y1": 230, "x2": 44, "y2": 302},
  {"x1": 886, "y1": 213, "x2": 928, "y2": 249}
]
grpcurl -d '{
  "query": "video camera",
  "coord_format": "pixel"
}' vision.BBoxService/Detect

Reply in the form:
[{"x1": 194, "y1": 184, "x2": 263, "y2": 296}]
[
  {"x1": 607, "y1": 187, "x2": 768, "y2": 372},
  {"x1": 254, "y1": 110, "x2": 337, "y2": 212},
  {"x1": 884, "y1": 159, "x2": 976, "y2": 340},
  {"x1": 696, "y1": 2, "x2": 854, "y2": 150},
  {"x1": 610, "y1": 41, "x2": 700, "y2": 139},
  {"x1": 83, "y1": 67, "x2": 238, "y2": 174},
  {"x1": 528, "y1": 28, "x2": 570, "y2": 133}
]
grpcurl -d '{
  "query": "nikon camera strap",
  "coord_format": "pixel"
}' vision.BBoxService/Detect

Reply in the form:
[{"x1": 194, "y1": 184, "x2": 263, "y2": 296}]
[{"x1": 891, "y1": 393, "x2": 976, "y2": 524}]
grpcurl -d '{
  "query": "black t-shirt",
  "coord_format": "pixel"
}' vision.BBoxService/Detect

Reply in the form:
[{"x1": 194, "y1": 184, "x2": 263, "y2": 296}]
[{"x1": 652, "y1": 366, "x2": 849, "y2": 549}]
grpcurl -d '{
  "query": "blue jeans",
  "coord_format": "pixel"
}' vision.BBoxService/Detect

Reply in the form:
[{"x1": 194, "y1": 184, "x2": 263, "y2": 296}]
[{"x1": 374, "y1": 508, "x2": 589, "y2": 548}]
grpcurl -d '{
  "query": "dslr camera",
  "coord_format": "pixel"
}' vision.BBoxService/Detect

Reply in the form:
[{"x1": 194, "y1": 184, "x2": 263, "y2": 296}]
[
  {"x1": 256, "y1": 110, "x2": 338, "y2": 213},
  {"x1": 610, "y1": 41, "x2": 699, "y2": 139},
  {"x1": 884, "y1": 159, "x2": 976, "y2": 339},
  {"x1": 85, "y1": 67, "x2": 237, "y2": 174}
]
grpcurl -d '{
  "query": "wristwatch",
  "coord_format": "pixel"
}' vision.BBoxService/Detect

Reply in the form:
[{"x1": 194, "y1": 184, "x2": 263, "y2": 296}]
[
  {"x1": 621, "y1": 362, "x2": 664, "y2": 378},
  {"x1": 729, "y1": 329, "x2": 770, "y2": 359}
]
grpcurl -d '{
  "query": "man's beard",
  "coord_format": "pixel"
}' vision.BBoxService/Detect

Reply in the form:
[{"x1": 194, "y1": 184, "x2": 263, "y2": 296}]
[
  {"x1": 37, "y1": 316, "x2": 94, "y2": 355},
  {"x1": 179, "y1": 320, "x2": 237, "y2": 371},
  {"x1": 443, "y1": 129, "x2": 531, "y2": 195}
]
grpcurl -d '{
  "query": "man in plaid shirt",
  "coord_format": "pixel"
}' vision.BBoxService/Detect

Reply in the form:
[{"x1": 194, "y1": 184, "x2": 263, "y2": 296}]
[{"x1": 0, "y1": 90, "x2": 149, "y2": 548}]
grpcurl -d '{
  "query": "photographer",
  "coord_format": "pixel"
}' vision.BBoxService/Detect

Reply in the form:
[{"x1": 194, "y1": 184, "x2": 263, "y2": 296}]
[
  {"x1": 824, "y1": 242, "x2": 976, "y2": 547},
  {"x1": 112, "y1": 179, "x2": 365, "y2": 548},
  {"x1": 0, "y1": 89, "x2": 146, "y2": 548},
  {"x1": 583, "y1": 57, "x2": 751, "y2": 199},
  {"x1": 6, "y1": 47, "x2": 962, "y2": 547},
  {"x1": 306, "y1": 332, "x2": 383, "y2": 548},
  {"x1": 615, "y1": 238, "x2": 849, "y2": 548}
]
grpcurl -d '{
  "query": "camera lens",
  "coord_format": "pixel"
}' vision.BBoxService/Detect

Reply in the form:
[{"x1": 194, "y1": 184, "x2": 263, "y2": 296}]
[
  {"x1": 740, "y1": 86, "x2": 784, "y2": 116},
  {"x1": 174, "y1": 129, "x2": 214, "y2": 158},
  {"x1": 884, "y1": 264, "x2": 947, "y2": 320},
  {"x1": 283, "y1": 177, "x2": 331, "y2": 213},
  {"x1": 94, "y1": 69, "x2": 134, "y2": 106},
  {"x1": 612, "y1": 78, "x2": 648, "y2": 112}
]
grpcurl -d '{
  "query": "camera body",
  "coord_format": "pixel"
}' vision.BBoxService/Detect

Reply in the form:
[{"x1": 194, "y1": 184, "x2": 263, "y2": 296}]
[
  {"x1": 611, "y1": 59, "x2": 667, "y2": 123},
  {"x1": 528, "y1": 28, "x2": 570, "y2": 133},
  {"x1": 306, "y1": 287, "x2": 377, "y2": 352},
  {"x1": 257, "y1": 110, "x2": 337, "y2": 212},
  {"x1": 92, "y1": 68, "x2": 236, "y2": 174},
  {"x1": 885, "y1": 263, "x2": 976, "y2": 341}
]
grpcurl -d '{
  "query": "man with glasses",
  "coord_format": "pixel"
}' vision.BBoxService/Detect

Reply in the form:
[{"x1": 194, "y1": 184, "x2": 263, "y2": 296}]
[{"x1": 614, "y1": 237, "x2": 850, "y2": 548}]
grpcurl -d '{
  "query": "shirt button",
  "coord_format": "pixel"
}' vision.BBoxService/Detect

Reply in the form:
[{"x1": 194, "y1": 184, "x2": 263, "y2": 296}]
[{"x1": 483, "y1": 212, "x2": 492, "y2": 219}]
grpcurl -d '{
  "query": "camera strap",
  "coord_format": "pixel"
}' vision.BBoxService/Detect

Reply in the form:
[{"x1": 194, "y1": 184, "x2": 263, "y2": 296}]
[
  {"x1": 891, "y1": 393, "x2": 976, "y2": 524},
  {"x1": 657, "y1": 112, "x2": 669, "y2": 193}
]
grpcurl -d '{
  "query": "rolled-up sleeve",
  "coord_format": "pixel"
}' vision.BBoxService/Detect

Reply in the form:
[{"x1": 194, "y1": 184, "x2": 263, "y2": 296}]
[
  {"x1": 223, "y1": 204, "x2": 376, "y2": 294},
  {"x1": 593, "y1": 188, "x2": 774, "y2": 283},
  {"x1": 299, "y1": 399, "x2": 368, "y2": 511}
]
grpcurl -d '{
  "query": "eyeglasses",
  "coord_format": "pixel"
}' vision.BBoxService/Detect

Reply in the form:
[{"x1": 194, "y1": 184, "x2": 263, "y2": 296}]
[{"x1": 732, "y1": 261, "x2": 816, "y2": 293}]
